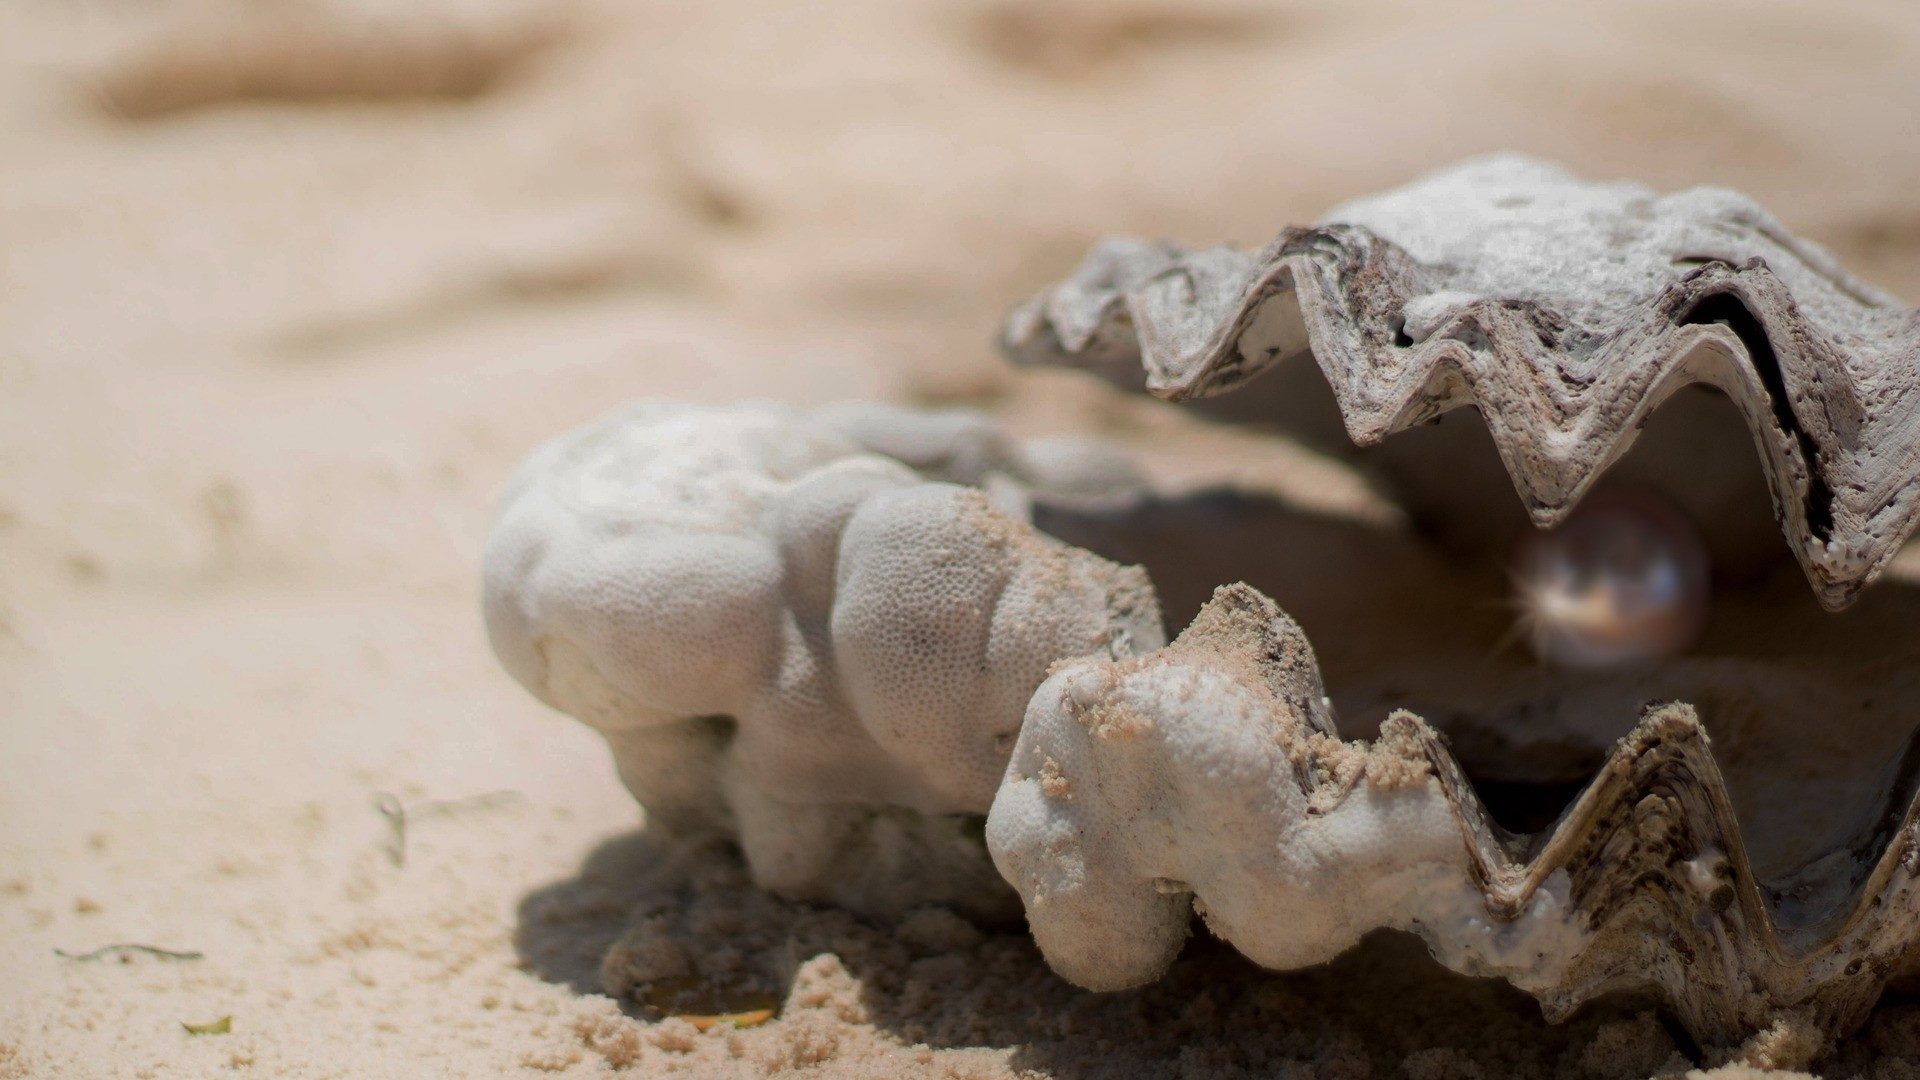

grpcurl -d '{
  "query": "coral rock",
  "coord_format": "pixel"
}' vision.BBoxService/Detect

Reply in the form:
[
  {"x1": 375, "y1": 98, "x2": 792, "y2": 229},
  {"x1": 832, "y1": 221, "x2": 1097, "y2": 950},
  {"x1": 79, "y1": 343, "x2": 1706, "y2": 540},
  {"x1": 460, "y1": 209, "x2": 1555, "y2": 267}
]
[{"x1": 483, "y1": 401, "x2": 1160, "y2": 918}]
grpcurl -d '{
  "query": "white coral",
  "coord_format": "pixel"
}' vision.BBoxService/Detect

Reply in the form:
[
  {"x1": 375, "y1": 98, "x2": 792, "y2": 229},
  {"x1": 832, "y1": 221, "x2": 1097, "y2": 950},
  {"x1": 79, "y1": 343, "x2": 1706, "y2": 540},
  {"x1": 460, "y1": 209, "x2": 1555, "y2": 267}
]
[{"x1": 482, "y1": 401, "x2": 1161, "y2": 917}]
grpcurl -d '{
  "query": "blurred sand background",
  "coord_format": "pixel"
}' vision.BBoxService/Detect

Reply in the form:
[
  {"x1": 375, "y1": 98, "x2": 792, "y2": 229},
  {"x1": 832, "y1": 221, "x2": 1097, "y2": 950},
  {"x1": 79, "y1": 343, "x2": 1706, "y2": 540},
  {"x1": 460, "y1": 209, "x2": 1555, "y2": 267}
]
[{"x1": 4, "y1": 0, "x2": 1920, "y2": 1076}]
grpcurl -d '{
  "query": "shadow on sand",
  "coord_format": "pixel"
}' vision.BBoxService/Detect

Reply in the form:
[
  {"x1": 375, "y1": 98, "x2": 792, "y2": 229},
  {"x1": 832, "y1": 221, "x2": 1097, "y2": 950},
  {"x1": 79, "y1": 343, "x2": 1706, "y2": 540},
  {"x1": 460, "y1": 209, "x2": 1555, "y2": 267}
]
[{"x1": 514, "y1": 829, "x2": 1864, "y2": 1078}]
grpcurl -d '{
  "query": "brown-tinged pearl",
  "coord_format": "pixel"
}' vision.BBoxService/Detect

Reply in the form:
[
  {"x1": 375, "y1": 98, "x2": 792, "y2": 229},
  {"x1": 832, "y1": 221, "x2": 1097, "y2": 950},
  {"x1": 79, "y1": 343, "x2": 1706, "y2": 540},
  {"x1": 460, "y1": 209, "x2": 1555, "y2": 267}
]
[{"x1": 1511, "y1": 486, "x2": 1711, "y2": 669}]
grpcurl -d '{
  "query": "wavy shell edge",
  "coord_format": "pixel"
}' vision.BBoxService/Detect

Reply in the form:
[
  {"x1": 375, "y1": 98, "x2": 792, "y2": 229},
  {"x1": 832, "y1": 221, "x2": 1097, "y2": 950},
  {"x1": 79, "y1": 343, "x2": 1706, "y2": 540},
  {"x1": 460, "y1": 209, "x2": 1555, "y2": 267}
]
[{"x1": 1000, "y1": 157, "x2": 1920, "y2": 609}]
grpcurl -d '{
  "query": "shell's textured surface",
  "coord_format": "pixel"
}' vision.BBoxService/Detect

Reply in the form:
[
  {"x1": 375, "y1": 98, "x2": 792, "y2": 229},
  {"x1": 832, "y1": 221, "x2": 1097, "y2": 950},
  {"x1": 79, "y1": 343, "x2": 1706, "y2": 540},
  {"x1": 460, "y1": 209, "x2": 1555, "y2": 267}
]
[
  {"x1": 986, "y1": 584, "x2": 1920, "y2": 1053},
  {"x1": 1002, "y1": 155, "x2": 1920, "y2": 608},
  {"x1": 482, "y1": 401, "x2": 1161, "y2": 919}
]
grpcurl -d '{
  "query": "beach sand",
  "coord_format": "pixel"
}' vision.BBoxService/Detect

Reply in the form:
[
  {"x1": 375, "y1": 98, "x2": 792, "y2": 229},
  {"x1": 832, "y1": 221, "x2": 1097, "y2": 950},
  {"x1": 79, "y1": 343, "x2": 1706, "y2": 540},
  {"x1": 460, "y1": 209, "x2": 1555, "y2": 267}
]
[{"x1": 4, "y1": 0, "x2": 1920, "y2": 1075}]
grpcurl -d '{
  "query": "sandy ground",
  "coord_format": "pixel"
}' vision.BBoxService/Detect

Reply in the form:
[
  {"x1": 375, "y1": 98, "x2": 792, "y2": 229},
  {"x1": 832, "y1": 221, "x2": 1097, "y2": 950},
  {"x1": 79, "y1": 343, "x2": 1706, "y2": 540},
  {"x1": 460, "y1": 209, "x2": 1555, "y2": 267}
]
[{"x1": 4, "y1": 0, "x2": 1920, "y2": 1076}]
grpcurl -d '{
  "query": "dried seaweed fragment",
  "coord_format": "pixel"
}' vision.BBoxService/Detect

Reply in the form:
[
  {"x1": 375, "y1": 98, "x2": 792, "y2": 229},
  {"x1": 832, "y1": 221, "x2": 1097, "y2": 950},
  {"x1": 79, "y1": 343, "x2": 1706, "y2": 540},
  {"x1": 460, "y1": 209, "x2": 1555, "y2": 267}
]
[
  {"x1": 1003, "y1": 155, "x2": 1920, "y2": 608},
  {"x1": 55, "y1": 944, "x2": 204, "y2": 963},
  {"x1": 373, "y1": 789, "x2": 521, "y2": 868}
]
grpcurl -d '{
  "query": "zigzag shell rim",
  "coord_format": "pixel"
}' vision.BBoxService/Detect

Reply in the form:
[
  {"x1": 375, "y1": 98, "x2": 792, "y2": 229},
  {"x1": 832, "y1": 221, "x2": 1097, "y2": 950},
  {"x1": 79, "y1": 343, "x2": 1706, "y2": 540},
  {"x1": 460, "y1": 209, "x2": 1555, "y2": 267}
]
[
  {"x1": 1291, "y1": 586, "x2": 1920, "y2": 1041},
  {"x1": 1000, "y1": 172, "x2": 1920, "y2": 612}
]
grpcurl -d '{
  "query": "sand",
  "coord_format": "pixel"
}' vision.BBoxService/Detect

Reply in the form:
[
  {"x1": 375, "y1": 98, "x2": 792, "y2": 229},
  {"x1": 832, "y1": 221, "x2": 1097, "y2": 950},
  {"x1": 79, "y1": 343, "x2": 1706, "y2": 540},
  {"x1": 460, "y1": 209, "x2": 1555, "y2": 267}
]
[{"x1": 3, "y1": 0, "x2": 1919, "y2": 1075}]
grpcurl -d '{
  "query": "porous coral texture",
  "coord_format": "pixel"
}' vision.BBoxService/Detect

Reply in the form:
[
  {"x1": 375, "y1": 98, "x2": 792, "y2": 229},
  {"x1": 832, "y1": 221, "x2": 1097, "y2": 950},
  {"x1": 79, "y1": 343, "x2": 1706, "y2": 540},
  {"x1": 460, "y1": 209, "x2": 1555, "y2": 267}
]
[{"x1": 483, "y1": 401, "x2": 1162, "y2": 918}]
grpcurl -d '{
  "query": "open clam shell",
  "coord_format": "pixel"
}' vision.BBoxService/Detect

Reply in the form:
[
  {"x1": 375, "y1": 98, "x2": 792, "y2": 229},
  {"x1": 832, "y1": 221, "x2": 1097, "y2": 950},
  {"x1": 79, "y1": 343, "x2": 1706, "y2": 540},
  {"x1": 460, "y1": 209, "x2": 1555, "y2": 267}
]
[
  {"x1": 987, "y1": 156, "x2": 1920, "y2": 1054},
  {"x1": 984, "y1": 155, "x2": 1920, "y2": 1056}
]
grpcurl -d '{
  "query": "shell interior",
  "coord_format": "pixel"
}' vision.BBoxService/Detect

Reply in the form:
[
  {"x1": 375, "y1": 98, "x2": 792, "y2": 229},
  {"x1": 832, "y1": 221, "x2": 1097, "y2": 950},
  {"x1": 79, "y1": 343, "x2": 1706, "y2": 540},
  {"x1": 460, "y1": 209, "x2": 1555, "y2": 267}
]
[{"x1": 998, "y1": 155, "x2": 1920, "y2": 1051}]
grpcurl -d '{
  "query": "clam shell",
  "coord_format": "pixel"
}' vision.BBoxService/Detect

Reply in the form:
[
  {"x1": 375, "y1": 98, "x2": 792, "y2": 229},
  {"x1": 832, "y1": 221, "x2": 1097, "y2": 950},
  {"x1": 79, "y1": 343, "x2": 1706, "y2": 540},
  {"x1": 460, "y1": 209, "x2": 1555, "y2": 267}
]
[{"x1": 1001, "y1": 154, "x2": 1920, "y2": 609}]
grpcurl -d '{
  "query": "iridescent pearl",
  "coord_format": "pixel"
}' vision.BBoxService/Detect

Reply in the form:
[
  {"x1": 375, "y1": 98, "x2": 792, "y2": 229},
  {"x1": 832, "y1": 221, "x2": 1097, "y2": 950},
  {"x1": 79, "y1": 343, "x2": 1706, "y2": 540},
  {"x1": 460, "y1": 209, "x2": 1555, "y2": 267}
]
[{"x1": 1511, "y1": 486, "x2": 1711, "y2": 669}]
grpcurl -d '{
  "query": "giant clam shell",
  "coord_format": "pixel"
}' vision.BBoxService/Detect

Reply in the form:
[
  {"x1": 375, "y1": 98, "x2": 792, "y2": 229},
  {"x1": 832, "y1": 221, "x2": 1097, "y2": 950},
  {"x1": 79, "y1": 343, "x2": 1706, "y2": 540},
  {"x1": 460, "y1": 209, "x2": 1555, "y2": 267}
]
[
  {"x1": 987, "y1": 155, "x2": 1920, "y2": 1057},
  {"x1": 986, "y1": 583, "x2": 1920, "y2": 1054}
]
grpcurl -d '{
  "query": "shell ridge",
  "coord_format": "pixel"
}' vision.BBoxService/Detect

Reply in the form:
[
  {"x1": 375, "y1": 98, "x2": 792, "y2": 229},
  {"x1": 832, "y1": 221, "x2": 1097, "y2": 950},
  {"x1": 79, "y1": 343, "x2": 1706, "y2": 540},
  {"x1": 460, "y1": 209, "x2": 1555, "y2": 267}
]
[
  {"x1": 1335, "y1": 643, "x2": 1920, "y2": 962},
  {"x1": 1004, "y1": 223, "x2": 1920, "y2": 606},
  {"x1": 1413, "y1": 691, "x2": 1920, "y2": 1038}
]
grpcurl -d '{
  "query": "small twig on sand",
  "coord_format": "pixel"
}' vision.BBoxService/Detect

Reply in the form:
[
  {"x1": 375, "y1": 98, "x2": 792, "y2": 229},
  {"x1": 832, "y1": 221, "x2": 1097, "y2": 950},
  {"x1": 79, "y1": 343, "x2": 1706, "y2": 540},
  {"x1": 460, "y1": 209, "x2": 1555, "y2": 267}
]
[
  {"x1": 374, "y1": 792, "x2": 408, "y2": 866},
  {"x1": 373, "y1": 789, "x2": 521, "y2": 867},
  {"x1": 55, "y1": 943, "x2": 204, "y2": 962}
]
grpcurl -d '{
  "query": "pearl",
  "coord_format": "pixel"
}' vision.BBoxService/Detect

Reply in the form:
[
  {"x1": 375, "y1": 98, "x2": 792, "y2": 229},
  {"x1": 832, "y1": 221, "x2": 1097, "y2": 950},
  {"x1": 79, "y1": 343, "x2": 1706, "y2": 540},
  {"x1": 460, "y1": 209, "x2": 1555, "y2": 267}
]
[{"x1": 1511, "y1": 486, "x2": 1711, "y2": 669}]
